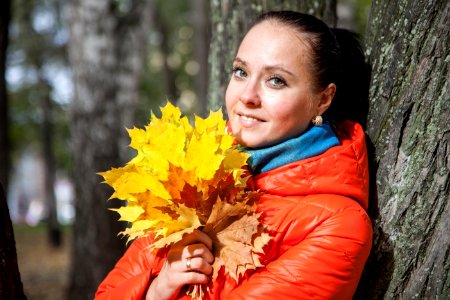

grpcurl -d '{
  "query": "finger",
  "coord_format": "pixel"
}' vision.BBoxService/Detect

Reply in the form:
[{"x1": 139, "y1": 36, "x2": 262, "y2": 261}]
[
  {"x1": 183, "y1": 243, "x2": 214, "y2": 264},
  {"x1": 177, "y1": 229, "x2": 213, "y2": 250},
  {"x1": 181, "y1": 271, "x2": 210, "y2": 285},
  {"x1": 184, "y1": 257, "x2": 213, "y2": 275},
  {"x1": 156, "y1": 261, "x2": 208, "y2": 294}
]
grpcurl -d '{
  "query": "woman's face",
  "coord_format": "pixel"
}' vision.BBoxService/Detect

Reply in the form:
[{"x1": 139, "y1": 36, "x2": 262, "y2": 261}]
[{"x1": 225, "y1": 21, "x2": 332, "y2": 148}]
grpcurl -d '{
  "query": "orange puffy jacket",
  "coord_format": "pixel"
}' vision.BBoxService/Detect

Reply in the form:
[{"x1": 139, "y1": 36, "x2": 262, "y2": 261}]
[{"x1": 95, "y1": 120, "x2": 372, "y2": 300}]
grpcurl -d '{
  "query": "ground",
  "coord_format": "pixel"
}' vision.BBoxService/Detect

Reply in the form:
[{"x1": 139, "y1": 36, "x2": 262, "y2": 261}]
[{"x1": 14, "y1": 224, "x2": 71, "y2": 300}]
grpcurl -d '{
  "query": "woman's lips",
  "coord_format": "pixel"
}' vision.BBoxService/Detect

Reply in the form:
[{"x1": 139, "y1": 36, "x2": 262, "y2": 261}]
[{"x1": 237, "y1": 113, "x2": 265, "y2": 127}]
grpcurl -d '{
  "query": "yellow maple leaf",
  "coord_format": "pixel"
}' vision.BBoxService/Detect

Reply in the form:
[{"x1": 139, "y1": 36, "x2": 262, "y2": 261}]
[
  {"x1": 112, "y1": 205, "x2": 144, "y2": 222},
  {"x1": 127, "y1": 127, "x2": 147, "y2": 150},
  {"x1": 194, "y1": 108, "x2": 225, "y2": 133},
  {"x1": 160, "y1": 101, "x2": 182, "y2": 120},
  {"x1": 184, "y1": 131, "x2": 222, "y2": 179},
  {"x1": 151, "y1": 204, "x2": 202, "y2": 249}
]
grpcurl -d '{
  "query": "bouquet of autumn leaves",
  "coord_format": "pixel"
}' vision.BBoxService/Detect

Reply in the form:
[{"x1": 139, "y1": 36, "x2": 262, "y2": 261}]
[{"x1": 99, "y1": 102, "x2": 270, "y2": 299}]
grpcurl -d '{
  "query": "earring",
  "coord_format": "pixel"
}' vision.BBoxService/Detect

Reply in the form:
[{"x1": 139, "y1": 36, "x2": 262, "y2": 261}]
[{"x1": 312, "y1": 115, "x2": 323, "y2": 126}]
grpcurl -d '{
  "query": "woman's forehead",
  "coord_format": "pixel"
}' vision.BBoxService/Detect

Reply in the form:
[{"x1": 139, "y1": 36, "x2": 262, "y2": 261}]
[{"x1": 238, "y1": 21, "x2": 312, "y2": 65}]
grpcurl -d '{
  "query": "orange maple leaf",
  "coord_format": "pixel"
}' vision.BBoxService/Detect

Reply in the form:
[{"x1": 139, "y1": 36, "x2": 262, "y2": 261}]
[{"x1": 203, "y1": 199, "x2": 269, "y2": 282}]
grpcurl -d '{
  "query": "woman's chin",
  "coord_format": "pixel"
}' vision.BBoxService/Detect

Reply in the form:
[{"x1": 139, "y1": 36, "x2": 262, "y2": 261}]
[
  {"x1": 233, "y1": 131, "x2": 267, "y2": 148},
  {"x1": 237, "y1": 139, "x2": 263, "y2": 149}
]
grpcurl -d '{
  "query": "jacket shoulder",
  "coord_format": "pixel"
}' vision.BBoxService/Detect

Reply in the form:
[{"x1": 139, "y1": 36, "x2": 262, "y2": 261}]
[{"x1": 95, "y1": 235, "x2": 166, "y2": 299}]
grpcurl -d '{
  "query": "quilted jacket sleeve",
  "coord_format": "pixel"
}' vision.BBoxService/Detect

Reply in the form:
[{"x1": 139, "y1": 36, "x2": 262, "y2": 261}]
[
  {"x1": 226, "y1": 198, "x2": 372, "y2": 300},
  {"x1": 95, "y1": 235, "x2": 165, "y2": 300}
]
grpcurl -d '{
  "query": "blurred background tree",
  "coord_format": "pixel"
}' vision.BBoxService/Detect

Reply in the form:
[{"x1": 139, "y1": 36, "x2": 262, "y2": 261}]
[
  {"x1": 0, "y1": 0, "x2": 27, "y2": 298},
  {"x1": 66, "y1": 0, "x2": 154, "y2": 298},
  {"x1": 0, "y1": 184, "x2": 26, "y2": 300},
  {"x1": 7, "y1": 0, "x2": 72, "y2": 247},
  {"x1": 137, "y1": 0, "x2": 210, "y2": 120},
  {"x1": 0, "y1": 0, "x2": 11, "y2": 192}
]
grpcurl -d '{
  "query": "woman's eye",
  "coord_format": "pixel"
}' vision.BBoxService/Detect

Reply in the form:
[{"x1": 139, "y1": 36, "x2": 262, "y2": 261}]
[
  {"x1": 268, "y1": 76, "x2": 286, "y2": 87},
  {"x1": 232, "y1": 67, "x2": 247, "y2": 79}
]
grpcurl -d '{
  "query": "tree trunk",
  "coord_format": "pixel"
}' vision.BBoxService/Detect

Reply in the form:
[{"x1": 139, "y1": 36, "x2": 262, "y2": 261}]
[
  {"x1": 67, "y1": 1, "x2": 154, "y2": 298},
  {"x1": 207, "y1": 0, "x2": 337, "y2": 111},
  {"x1": 0, "y1": 0, "x2": 10, "y2": 190},
  {"x1": 39, "y1": 78, "x2": 61, "y2": 247},
  {"x1": 0, "y1": 184, "x2": 26, "y2": 300},
  {"x1": 358, "y1": 0, "x2": 450, "y2": 298},
  {"x1": 191, "y1": 0, "x2": 210, "y2": 117}
]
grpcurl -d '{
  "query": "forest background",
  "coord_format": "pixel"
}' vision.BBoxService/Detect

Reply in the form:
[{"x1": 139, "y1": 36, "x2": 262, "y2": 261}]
[{"x1": 0, "y1": 0, "x2": 448, "y2": 300}]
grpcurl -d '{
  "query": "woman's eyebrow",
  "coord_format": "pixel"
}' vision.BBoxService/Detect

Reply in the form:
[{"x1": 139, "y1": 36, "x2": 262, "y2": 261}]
[
  {"x1": 233, "y1": 57, "x2": 295, "y2": 77},
  {"x1": 264, "y1": 65, "x2": 295, "y2": 77},
  {"x1": 232, "y1": 57, "x2": 247, "y2": 65}
]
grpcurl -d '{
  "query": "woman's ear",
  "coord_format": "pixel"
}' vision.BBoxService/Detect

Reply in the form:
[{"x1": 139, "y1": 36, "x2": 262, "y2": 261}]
[{"x1": 317, "y1": 83, "x2": 336, "y2": 115}]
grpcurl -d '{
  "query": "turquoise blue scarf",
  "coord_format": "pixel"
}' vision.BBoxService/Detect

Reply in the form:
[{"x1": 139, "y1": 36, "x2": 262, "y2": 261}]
[{"x1": 244, "y1": 121, "x2": 340, "y2": 174}]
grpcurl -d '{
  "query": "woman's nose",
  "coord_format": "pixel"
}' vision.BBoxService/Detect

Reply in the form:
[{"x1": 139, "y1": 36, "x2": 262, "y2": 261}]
[{"x1": 239, "y1": 81, "x2": 261, "y2": 106}]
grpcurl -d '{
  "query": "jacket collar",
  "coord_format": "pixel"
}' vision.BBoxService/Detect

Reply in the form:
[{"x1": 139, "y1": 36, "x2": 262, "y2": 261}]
[{"x1": 252, "y1": 120, "x2": 369, "y2": 211}]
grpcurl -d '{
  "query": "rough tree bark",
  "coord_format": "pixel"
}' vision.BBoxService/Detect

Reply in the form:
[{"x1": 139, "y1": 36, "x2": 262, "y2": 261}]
[
  {"x1": 357, "y1": 0, "x2": 450, "y2": 299},
  {"x1": 0, "y1": 184, "x2": 26, "y2": 300},
  {"x1": 67, "y1": 0, "x2": 154, "y2": 298},
  {"x1": 207, "y1": 0, "x2": 337, "y2": 110}
]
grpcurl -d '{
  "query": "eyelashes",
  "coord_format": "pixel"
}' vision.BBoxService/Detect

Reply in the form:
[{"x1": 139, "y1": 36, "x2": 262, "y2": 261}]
[
  {"x1": 267, "y1": 75, "x2": 287, "y2": 88},
  {"x1": 231, "y1": 64, "x2": 288, "y2": 88},
  {"x1": 232, "y1": 66, "x2": 247, "y2": 79}
]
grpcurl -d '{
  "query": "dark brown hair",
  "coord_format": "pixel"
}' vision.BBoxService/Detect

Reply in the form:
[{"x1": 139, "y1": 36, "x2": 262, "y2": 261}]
[{"x1": 253, "y1": 11, "x2": 370, "y2": 128}]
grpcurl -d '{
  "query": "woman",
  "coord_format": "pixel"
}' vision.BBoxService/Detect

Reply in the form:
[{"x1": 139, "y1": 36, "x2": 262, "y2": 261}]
[{"x1": 96, "y1": 11, "x2": 372, "y2": 300}]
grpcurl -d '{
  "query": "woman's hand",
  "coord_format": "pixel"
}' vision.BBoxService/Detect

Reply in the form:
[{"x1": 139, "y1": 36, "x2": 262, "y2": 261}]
[{"x1": 145, "y1": 230, "x2": 214, "y2": 300}]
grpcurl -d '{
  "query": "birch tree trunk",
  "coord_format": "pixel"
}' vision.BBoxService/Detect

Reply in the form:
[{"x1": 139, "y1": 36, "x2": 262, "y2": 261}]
[
  {"x1": 67, "y1": 1, "x2": 154, "y2": 298},
  {"x1": 357, "y1": 0, "x2": 450, "y2": 298},
  {"x1": 208, "y1": 0, "x2": 337, "y2": 110}
]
